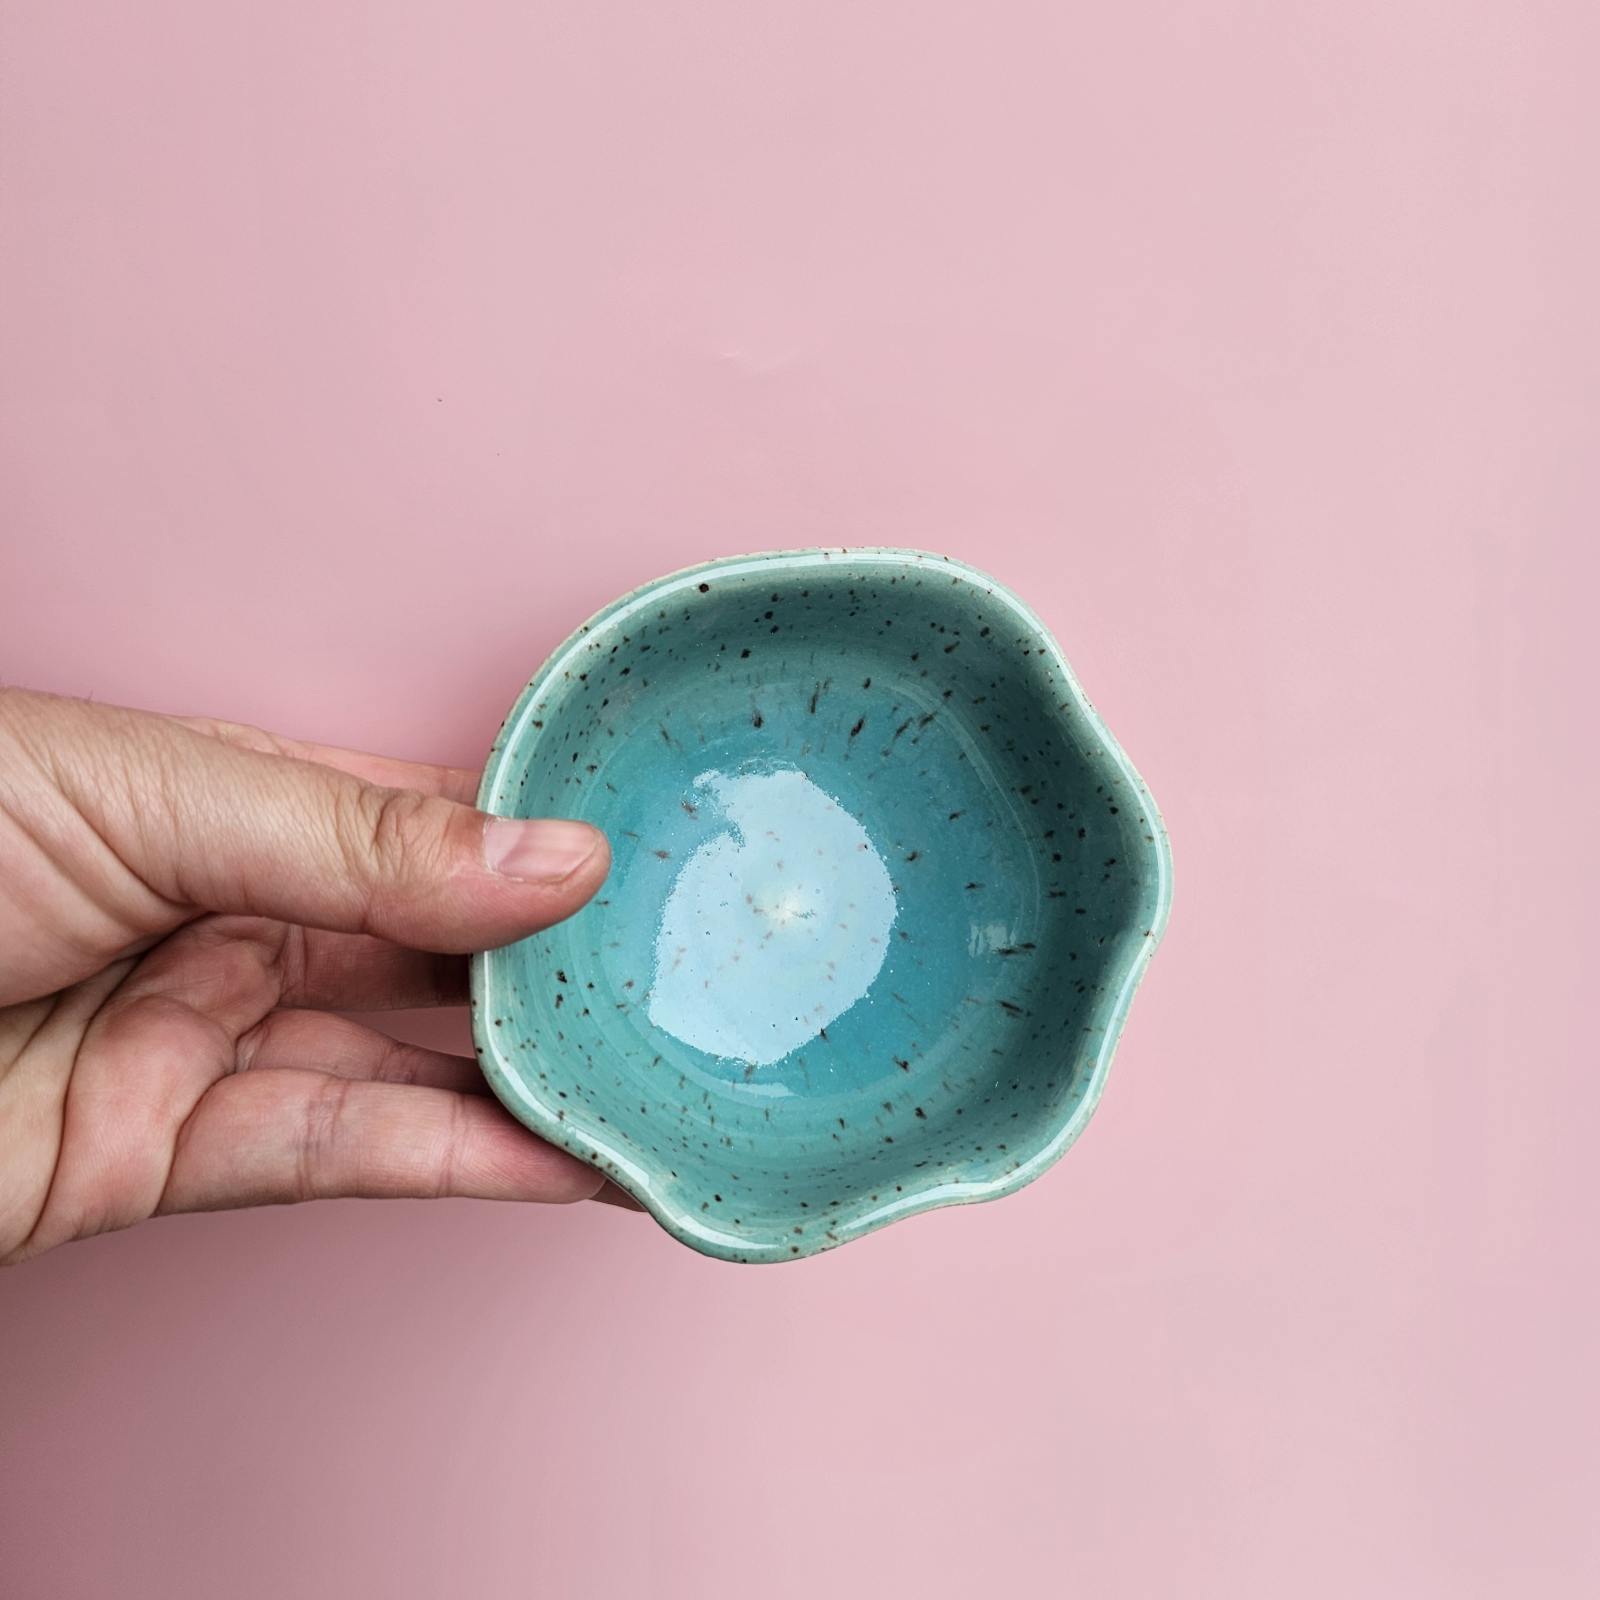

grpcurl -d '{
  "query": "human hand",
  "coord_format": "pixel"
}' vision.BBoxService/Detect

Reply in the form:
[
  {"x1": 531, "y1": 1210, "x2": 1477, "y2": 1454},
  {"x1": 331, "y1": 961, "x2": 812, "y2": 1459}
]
[{"x1": 0, "y1": 687, "x2": 616, "y2": 1264}]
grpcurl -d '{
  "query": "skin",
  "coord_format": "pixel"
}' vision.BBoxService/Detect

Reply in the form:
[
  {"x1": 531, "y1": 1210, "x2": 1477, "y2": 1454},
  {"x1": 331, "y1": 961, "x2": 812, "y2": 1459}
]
[{"x1": 0, "y1": 686, "x2": 629, "y2": 1266}]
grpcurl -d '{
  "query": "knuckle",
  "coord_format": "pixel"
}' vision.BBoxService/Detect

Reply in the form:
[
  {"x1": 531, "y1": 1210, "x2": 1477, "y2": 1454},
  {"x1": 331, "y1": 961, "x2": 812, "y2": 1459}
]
[
  {"x1": 298, "y1": 1075, "x2": 354, "y2": 1201},
  {"x1": 436, "y1": 1094, "x2": 471, "y2": 1198},
  {"x1": 356, "y1": 786, "x2": 441, "y2": 883},
  {"x1": 326, "y1": 785, "x2": 443, "y2": 934},
  {"x1": 177, "y1": 713, "x2": 296, "y2": 762}
]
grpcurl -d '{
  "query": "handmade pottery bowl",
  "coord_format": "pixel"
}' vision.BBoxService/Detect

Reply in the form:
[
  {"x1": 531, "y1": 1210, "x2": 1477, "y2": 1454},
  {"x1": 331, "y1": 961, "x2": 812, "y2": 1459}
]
[{"x1": 470, "y1": 549, "x2": 1171, "y2": 1261}]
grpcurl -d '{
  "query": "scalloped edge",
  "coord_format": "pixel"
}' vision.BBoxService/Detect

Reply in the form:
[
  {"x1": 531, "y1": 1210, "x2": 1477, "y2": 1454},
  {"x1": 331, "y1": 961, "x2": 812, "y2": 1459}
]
[{"x1": 470, "y1": 548, "x2": 1173, "y2": 1262}]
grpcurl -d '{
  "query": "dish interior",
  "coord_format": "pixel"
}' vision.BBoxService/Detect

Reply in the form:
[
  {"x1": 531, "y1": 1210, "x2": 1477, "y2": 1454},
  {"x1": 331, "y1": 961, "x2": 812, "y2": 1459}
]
[{"x1": 477, "y1": 554, "x2": 1164, "y2": 1257}]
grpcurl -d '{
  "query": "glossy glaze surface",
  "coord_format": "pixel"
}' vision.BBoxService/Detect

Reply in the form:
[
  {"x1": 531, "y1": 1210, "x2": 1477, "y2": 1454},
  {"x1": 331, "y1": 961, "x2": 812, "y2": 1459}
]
[{"x1": 471, "y1": 550, "x2": 1171, "y2": 1260}]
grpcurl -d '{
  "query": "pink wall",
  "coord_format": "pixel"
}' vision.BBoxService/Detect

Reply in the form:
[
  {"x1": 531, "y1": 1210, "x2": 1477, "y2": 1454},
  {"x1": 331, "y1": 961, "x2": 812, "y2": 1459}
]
[{"x1": 2, "y1": 4, "x2": 1595, "y2": 1596}]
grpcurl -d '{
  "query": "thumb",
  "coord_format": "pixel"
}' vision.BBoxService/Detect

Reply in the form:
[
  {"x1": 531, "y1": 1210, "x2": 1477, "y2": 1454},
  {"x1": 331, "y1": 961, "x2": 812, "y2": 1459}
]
[{"x1": 31, "y1": 692, "x2": 610, "y2": 954}]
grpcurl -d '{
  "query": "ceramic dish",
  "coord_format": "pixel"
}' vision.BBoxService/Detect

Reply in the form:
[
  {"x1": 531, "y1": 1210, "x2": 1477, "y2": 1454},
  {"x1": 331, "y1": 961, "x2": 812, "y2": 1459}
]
[{"x1": 470, "y1": 549, "x2": 1171, "y2": 1261}]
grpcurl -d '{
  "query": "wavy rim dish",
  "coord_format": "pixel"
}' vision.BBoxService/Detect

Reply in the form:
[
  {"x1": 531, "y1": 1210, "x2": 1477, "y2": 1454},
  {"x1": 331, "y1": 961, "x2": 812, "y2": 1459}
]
[{"x1": 470, "y1": 548, "x2": 1173, "y2": 1260}]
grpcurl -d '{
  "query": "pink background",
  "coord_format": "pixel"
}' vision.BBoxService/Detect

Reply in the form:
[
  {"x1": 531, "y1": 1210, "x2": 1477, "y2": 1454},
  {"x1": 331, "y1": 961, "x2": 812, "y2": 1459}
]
[{"x1": 2, "y1": 4, "x2": 1595, "y2": 1596}]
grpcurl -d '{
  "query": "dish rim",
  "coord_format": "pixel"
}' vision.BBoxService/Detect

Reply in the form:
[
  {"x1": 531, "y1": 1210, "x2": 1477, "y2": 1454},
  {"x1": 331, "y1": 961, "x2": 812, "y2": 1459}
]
[{"x1": 469, "y1": 547, "x2": 1173, "y2": 1262}]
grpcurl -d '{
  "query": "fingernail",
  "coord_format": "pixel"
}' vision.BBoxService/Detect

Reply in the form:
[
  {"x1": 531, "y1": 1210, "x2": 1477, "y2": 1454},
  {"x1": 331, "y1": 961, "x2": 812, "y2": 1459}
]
[{"x1": 483, "y1": 817, "x2": 602, "y2": 883}]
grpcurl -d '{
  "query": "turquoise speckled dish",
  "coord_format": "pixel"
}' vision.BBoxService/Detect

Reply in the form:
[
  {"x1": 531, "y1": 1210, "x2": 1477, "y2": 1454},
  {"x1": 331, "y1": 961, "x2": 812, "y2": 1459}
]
[{"x1": 470, "y1": 549, "x2": 1171, "y2": 1261}]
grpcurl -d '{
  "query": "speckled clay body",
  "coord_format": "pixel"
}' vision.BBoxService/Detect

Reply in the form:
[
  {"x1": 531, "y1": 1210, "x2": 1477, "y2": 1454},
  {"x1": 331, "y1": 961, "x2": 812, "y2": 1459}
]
[{"x1": 470, "y1": 549, "x2": 1171, "y2": 1261}]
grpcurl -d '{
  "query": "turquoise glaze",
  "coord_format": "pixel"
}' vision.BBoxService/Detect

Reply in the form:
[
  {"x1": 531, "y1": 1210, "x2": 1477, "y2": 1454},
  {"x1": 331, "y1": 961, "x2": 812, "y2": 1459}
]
[{"x1": 470, "y1": 550, "x2": 1171, "y2": 1261}]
